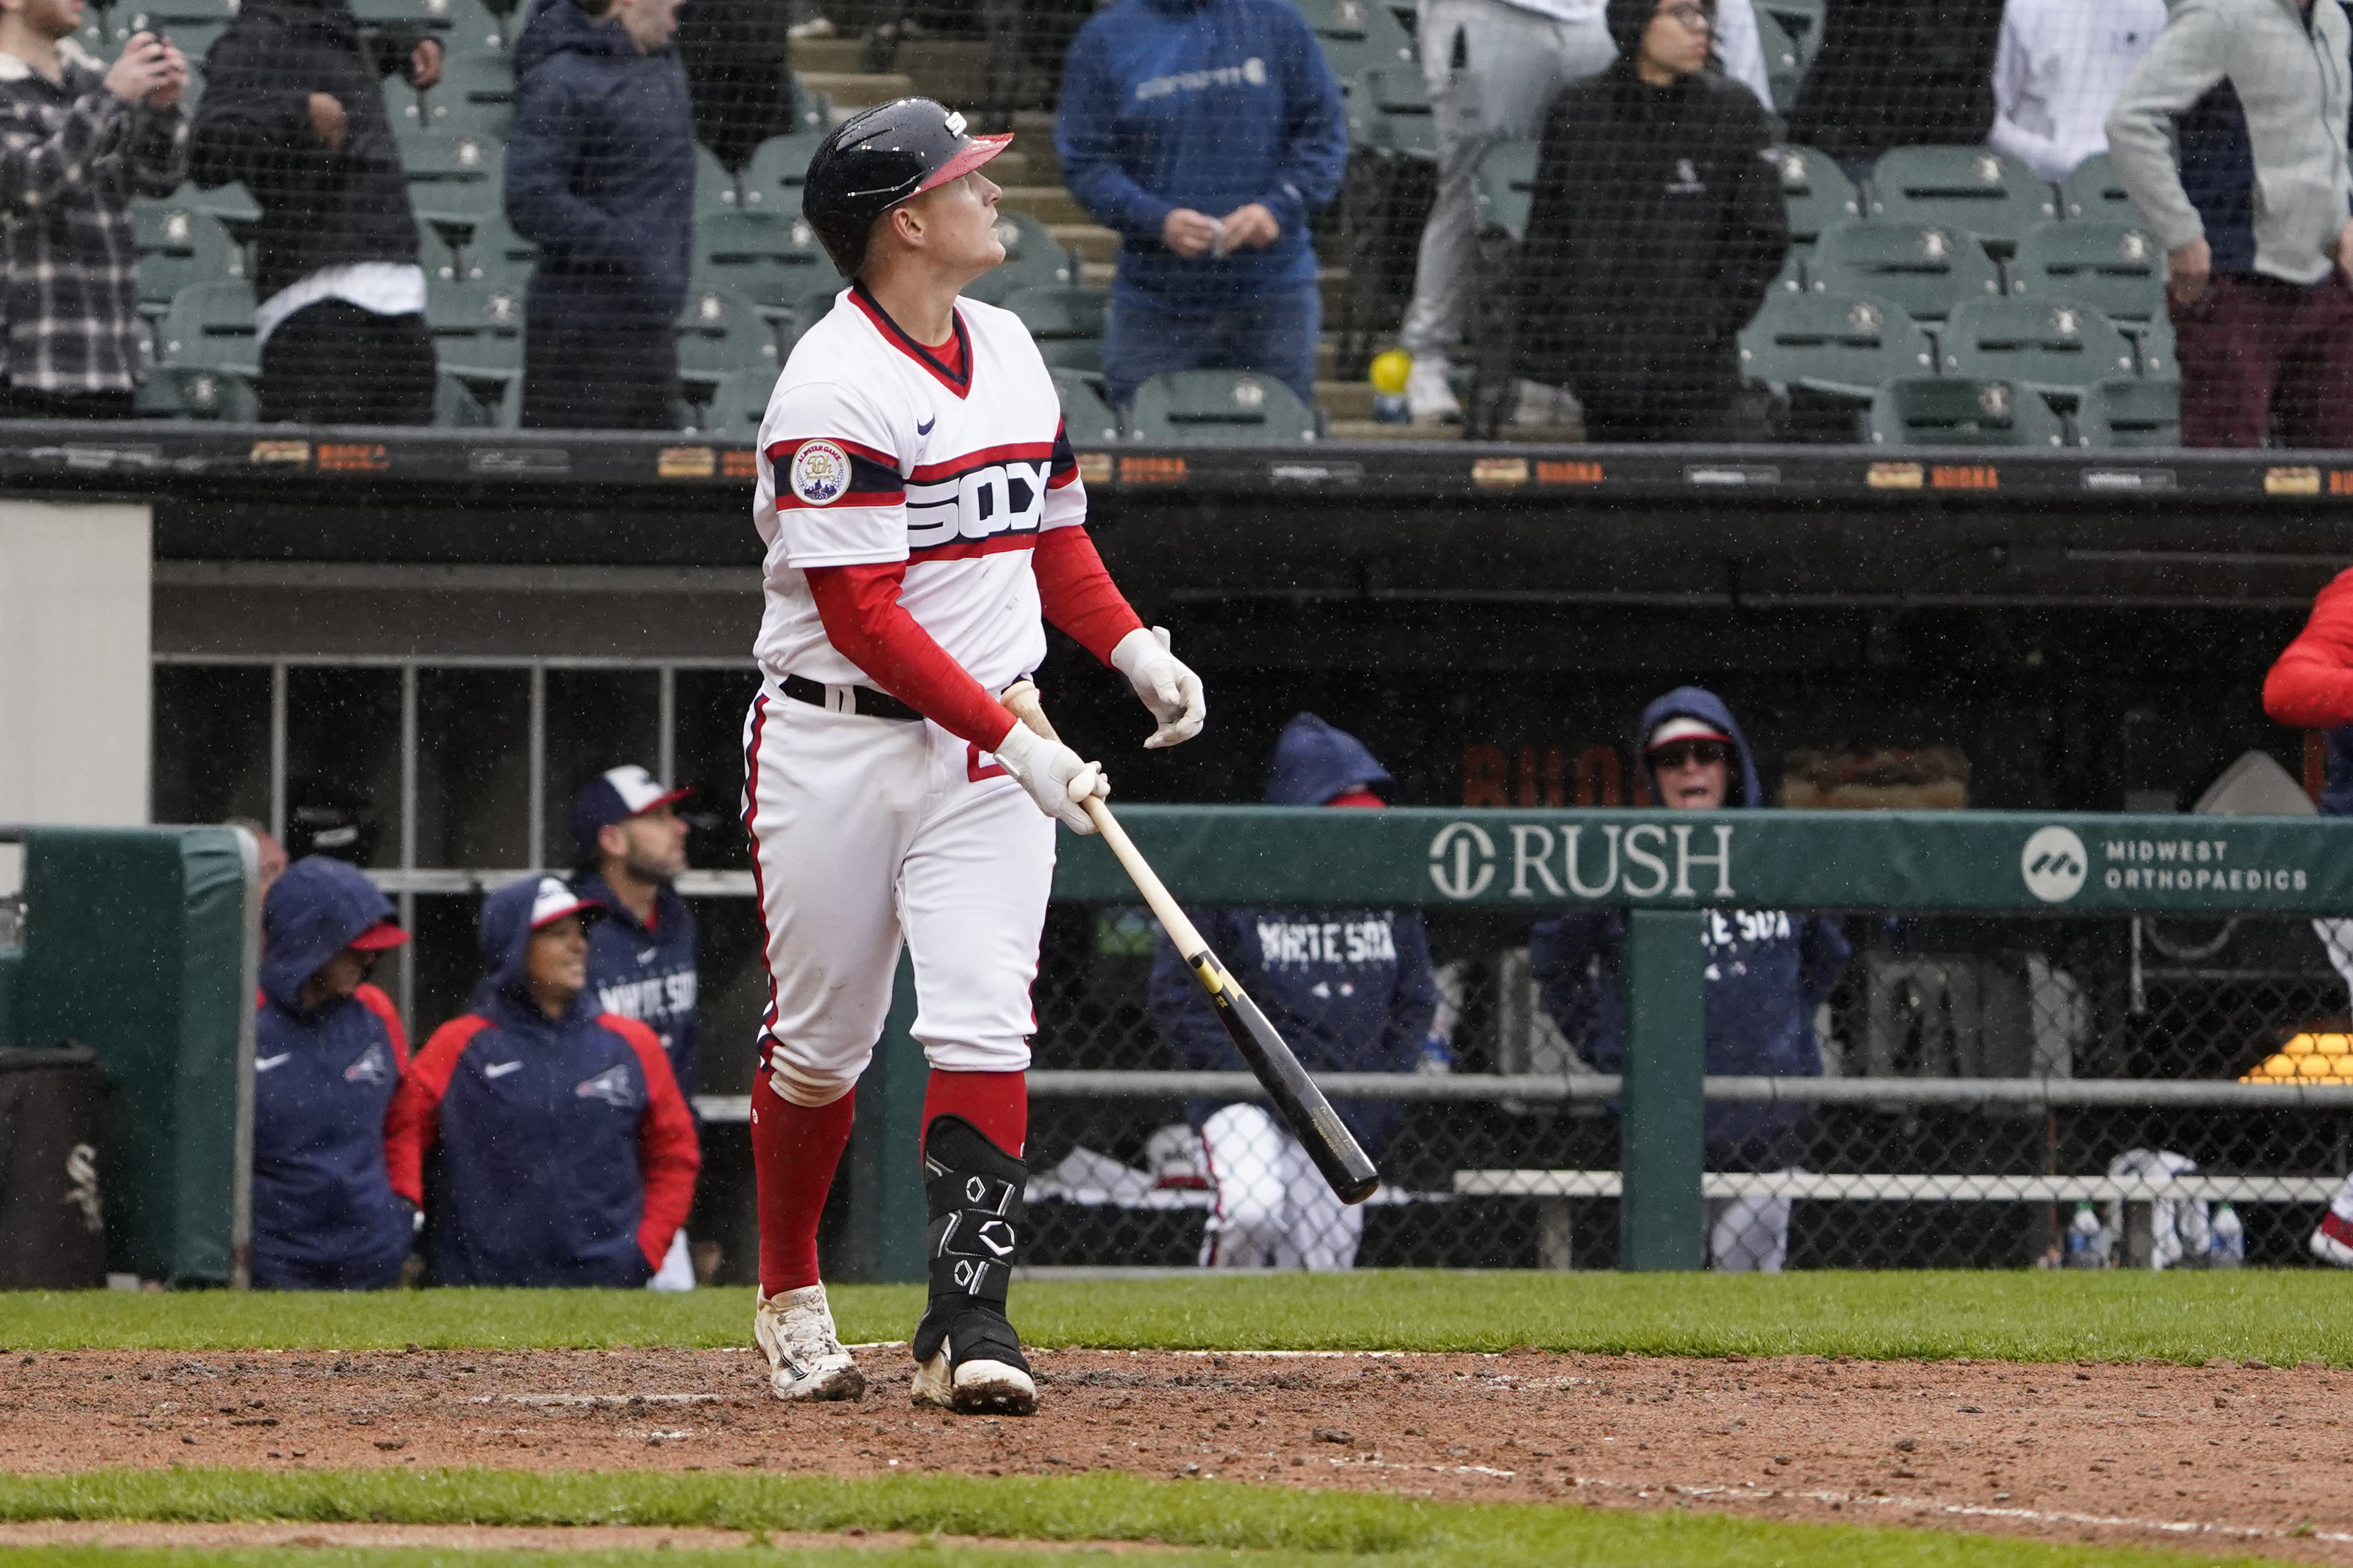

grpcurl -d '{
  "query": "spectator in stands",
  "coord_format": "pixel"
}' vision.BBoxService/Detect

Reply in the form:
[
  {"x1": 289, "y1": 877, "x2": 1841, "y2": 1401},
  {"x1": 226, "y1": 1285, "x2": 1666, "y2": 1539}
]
[
  {"x1": 1531, "y1": 688, "x2": 1850, "y2": 1272},
  {"x1": 506, "y1": 0, "x2": 694, "y2": 430},
  {"x1": 251, "y1": 856, "x2": 415, "y2": 1290},
  {"x1": 2106, "y1": 0, "x2": 2353, "y2": 447},
  {"x1": 1394, "y1": 0, "x2": 1618, "y2": 422},
  {"x1": 569, "y1": 763, "x2": 702, "y2": 1287},
  {"x1": 1987, "y1": 0, "x2": 2164, "y2": 183},
  {"x1": 1787, "y1": 0, "x2": 2005, "y2": 180},
  {"x1": 190, "y1": 0, "x2": 442, "y2": 425},
  {"x1": 389, "y1": 875, "x2": 699, "y2": 1287},
  {"x1": 1147, "y1": 715, "x2": 1439, "y2": 1270},
  {"x1": 0, "y1": 6, "x2": 185, "y2": 418},
  {"x1": 1056, "y1": 0, "x2": 1348, "y2": 411},
  {"x1": 1513, "y1": 0, "x2": 1788, "y2": 442}
]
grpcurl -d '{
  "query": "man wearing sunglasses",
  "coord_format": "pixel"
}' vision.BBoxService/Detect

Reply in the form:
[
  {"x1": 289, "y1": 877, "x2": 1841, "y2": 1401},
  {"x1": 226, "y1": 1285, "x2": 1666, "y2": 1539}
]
[{"x1": 1529, "y1": 686, "x2": 1850, "y2": 1271}]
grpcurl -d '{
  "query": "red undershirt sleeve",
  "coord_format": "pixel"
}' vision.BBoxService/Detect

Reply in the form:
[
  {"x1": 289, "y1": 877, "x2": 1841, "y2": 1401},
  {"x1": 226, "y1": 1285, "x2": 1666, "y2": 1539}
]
[
  {"x1": 2266, "y1": 569, "x2": 2353, "y2": 729},
  {"x1": 1032, "y1": 525, "x2": 1146, "y2": 666},
  {"x1": 805, "y1": 561, "x2": 1019, "y2": 751}
]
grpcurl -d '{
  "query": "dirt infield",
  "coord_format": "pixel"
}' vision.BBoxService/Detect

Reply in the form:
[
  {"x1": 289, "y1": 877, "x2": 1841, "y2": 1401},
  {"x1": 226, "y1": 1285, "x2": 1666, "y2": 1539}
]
[{"x1": 3, "y1": 1347, "x2": 2349, "y2": 1561}]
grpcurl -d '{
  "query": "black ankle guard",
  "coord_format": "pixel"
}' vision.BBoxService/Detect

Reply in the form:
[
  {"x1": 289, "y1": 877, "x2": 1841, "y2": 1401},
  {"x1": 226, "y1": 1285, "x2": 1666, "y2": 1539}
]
[{"x1": 912, "y1": 1115, "x2": 1028, "y2": 1369}]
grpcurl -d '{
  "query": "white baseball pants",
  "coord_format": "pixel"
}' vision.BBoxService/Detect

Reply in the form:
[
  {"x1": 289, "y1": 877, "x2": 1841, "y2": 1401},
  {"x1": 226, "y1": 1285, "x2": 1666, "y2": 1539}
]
[
  {"x1": 1707, "y1": 1184, "x2": 1794, "y2": 1273},
  {"x1": 742, "y1": 686, "x2": 1056, "y2": 1107},
  {"x1": 1197, "y1": 1103, "x2": 1364, "y2": 1271}
]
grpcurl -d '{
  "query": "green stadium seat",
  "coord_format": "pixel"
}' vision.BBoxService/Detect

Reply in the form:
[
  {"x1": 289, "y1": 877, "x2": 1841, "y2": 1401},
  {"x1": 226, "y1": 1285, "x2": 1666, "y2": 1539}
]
[
  {"x1": 432, "y1": 368, "x2": 496, "y2": 427},
  {"x1": 701, "y1": 365, "x2": 775, "y2": 440},
  {"x1": 424, "y1": 0, "x2": 506, "y2": 56},
  {"x1": 455, "y1": 212, "x2": 536, "y2": 286},
  {"x1": 1757, "y1": 0, "x2": 1825, "y2": 61},
  {"x1": 1809, "y1": 219, "x2": 2002, "y2": 322},
  {"x1": 1775, "y1": 145, "x2": 1859, "y2": 248},
  {"x1": 2135, "y1": 316, "x2": 2174, "y2": 377},
  {"x1": 431, "y1": 52, "x2": 515, "y2": 138},
  {"x1": 171, "y1": 178, "x2": 260, "y2": 232},
  {"x1": 691, "y1": 210, "x2": 831, "y2": 308},
  {"x1": 742, "y1": 130, "x2": 824, "y2": 214},
  {"x1": 676, "y1": 283, "x2": 779, "y2": 388},
  {"x1": 400, "y1": 128, "x2": 504, "y2": 238},
  {"x1": 1738, "y1": 291, "x2": 1934, "y2": 401},
  {"x1": 117, "y1": 3, "x2": 231, "y2": 54},
  {"x1": 415, "y1": 214, "x2": 459, "y2": 281},
  {"x1": 786, "y1": 71, "x2": 829, "y2": 133},
  {"x1": 132, "y1": 200, "x2": 243, "y2": 312},
  {"x1": 1003, "y1": 284, "x2": 1106, "y2": 372},
  {"x1": 1346, "y1": 66, "x2": 1436, "y2": 159},
  {"x1": 426, "y1": 277, "x2": 524, "y2": 391},
  {"x1": 157, "y1": 279, "x2": 257, "y2": 375},
  {"x1": 964, "y1": 208, "x2": 1075, "y2": 304},
  {"x1": 1127, "y1": 369, "x2": 1317, "y2": 442},
  {"x1": 2074, "y1": 375, "x2": 2179, "y2": 447},
  {"x1": 1053, "y1": 368, "x2": 1120, "y2": 444},
  {"x1": 1938, "y1": 296, "x2": 2137, "y2": 400},
  {"x1": 1754, "y1": 6, "x2": 1804, "y2": 113},
  {"x1": 2010, "y1": 220, "x2": 2163, "y2": 324},
  {"x1": 696, "y1": 142, "x2": 740, "y2": 214},
  {"x1": 2059, "y1": 153, "x2": 2147, "y2": 223},
  {"x1": 136, "y1": 363, "x2": 259, "y2": 421},
  {"x1": 1867, "y1": 146, "x2": 2057, "y2": 253},
  {"x1": 1320, "y1": 3, "x2": 1417, "y2": 81},
  {"x1": 1867, "y1": 375, "x2": 2067, "y2": 447},
  {"x1": 391, "y1": 73, "x2": 446, "y2": 132},
  {"x1": 1472, "y1": 138, "x2": 1538, "y2": 244}
]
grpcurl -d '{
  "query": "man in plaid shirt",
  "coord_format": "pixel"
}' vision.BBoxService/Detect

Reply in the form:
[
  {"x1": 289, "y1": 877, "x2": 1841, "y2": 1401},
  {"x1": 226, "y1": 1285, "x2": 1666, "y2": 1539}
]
[{"x1": 0, "y1": 0, "x2": 186, "y2": 417}]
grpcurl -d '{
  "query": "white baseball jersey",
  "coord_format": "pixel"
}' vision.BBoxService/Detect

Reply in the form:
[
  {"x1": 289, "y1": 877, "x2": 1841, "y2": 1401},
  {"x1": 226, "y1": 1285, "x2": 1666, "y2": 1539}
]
[{"x1": 752, "y1": 285, "x2": 1085, "y2": 693}]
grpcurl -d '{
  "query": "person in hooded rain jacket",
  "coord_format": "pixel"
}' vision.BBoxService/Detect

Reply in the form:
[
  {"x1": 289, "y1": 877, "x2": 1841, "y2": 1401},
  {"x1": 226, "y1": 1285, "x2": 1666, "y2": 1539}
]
[
  {"x1": 251, "y1": 855, "x2": 415, "y2": 1290},
  {"x1": 1512, "y1": 0, "x2": 1787, "y2": 442},
  {"x1": 1149, "y1": 714, "x2": 1439, "y2": 1270},
  {"x1": 1531, "y1": 686, "x2": 1849, "y2": 1272},
  {"x1": 387, "y1": 875, "x2": 699, "y2": 1287}
]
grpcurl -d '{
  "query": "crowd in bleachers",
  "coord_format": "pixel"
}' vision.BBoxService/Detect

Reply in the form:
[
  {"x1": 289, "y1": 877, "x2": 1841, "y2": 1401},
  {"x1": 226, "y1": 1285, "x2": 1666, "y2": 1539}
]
[{"x1": 1, "y1": 0, "x2": 2345, "y2": 446}]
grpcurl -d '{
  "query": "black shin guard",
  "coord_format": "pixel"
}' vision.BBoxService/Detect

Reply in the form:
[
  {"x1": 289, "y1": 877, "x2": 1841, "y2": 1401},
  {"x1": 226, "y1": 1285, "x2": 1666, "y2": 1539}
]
[{"x1": 912, "y1": 1114, "x2": 1029, "y2": 1373}]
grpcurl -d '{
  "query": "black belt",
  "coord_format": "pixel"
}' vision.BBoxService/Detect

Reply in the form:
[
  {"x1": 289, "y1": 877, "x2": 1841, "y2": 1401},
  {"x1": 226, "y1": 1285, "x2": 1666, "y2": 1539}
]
[{"x1": 779, "y1": 672, "x2": 923, "y2": 722}]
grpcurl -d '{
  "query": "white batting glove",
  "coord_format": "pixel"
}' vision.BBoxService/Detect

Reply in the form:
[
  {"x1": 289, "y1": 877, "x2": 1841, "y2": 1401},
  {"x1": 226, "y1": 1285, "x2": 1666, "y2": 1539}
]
[
  {"x1": 993, "y1": 719, "x2": 1109, "y2": 834},
  {"x1": 1109, "y1": 626, "x2": 1206, "y2": 749}
]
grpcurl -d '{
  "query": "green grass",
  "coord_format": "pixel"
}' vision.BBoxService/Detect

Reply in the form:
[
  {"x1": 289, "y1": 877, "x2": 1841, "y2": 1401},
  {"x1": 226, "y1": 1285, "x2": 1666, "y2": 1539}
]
[
  {"x1": 0, "y1": 1471, "x2": 2289, "y2": 1568},
  {"x1": 5, "y1": 1272, "x2": 2352, "y2": 1365}
]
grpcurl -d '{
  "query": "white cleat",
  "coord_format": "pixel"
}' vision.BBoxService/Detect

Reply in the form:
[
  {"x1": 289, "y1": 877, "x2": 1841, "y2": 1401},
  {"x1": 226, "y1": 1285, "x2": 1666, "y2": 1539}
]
[
  {"x1": 754, "y1": 1284, "x2": 867, "y2": 1402},
  {"x1": 912, "y1": 1345, "x2": 1037, "y2": 1416},
  {"x1": 1404, "y1": 355, "x2": 1462, "y2": 423},
  {"x1": 2311, "y1": 1226, "x2": 2353, "y2": 1268}
]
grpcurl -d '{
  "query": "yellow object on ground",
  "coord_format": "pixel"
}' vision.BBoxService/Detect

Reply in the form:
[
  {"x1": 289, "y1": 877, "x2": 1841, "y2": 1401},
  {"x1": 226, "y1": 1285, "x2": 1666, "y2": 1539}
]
[{"x1": 1369, "y1": 349, "x2": 1412, "y2": 394}]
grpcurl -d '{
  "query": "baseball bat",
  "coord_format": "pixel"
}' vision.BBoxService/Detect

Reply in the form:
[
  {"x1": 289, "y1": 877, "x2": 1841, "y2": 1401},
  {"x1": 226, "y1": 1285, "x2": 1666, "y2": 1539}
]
[{"x1": 1001, "y1": 681, "x2": 1381, "y2": 1205}]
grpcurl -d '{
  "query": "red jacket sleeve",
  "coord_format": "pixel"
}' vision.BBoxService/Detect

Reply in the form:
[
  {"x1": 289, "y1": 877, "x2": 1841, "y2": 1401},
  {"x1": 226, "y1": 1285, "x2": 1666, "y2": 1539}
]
[
  {"x1": 605, "y1": 1014, "x2": 701, "y2": 1270},
  {"x1": 384, "y1": 1015, "x2": 489, "y2": 1206},
  {"x1": 806, "y1": 560, "x2": 1019, "y2": 751},
  {"x1": 354, "y1": 983, "x2": 410, "y2": 1067},
  {"x1": 1032, "y1": 525, "x2": 1146, "y2": 665},
  {"x1": 2265, "y1": 568, "x2": 2353, "y2": 729}
]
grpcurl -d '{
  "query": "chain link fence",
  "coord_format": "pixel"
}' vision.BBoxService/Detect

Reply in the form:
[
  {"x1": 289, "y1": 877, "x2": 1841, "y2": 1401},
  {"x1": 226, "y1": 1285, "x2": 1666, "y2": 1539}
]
[{"x1": 1023, "y1": 904, "x2": 2353, "y2": 1271}]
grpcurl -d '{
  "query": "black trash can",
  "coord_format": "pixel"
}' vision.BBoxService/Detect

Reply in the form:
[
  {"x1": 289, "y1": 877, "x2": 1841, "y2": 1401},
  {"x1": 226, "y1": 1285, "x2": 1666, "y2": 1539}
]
[{"x1": 0, "y1": 1046, "x2": 109, "y2": 1289}]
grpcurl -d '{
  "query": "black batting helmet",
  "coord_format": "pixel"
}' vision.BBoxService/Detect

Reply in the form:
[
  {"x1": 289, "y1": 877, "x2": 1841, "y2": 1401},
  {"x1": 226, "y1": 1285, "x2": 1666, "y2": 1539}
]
[{"x1": 802, "y1": 97, "x2": 1012, "y2": 276}]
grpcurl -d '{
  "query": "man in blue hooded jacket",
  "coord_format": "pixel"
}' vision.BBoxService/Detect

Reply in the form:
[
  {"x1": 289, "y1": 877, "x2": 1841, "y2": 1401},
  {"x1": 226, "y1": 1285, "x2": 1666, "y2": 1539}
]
[
  {"x1": 252, "y1": 856, "x2": 415, "y2": 1290},
  {"x1": 1531, "y1": 686, "x2": 1849, "y2": 1272},
  {"x1": 1055, "y1": 0, "x2": 1348, "y2": 410},
  {"x1": 1149, "y1": 714, "x2": 1439, "y2": 1269},
  {"x1": 504, "y1": 0, "x2": 694, "y2": 429}
]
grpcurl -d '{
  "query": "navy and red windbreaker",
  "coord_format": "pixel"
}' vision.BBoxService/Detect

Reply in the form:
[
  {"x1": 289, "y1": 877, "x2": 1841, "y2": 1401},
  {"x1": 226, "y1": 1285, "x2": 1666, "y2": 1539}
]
[
  {"x1": 251, "y1": 857, "x2": 415, "y2": 1291},
  {"x1": 386, "y1": 878, "x2": 699, "y2": 1287},
  {"x1": 2264, "y1": 566, "x2": 2353, "y2": 817}
]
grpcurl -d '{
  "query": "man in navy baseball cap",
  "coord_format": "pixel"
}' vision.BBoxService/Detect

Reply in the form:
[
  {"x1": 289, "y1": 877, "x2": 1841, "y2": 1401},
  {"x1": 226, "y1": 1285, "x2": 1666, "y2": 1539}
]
[{"x1": 570, "y1": 764, "x2": 706, "y2": 1290}]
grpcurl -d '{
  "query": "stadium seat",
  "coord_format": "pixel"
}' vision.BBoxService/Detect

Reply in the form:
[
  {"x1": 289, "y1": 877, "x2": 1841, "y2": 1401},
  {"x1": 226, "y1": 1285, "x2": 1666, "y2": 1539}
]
[
  {"x1": 1754, "y1": 6, "x2": 1804, "y2": 112},
  {"x1": 400, "y1": 129, "x2": 504, "y2": 237},
  {"x1": 426, "y1": 277, "x2": 525, "y2": 391},
  {"x1": 2059, "y1": 153, "x2": 2146, "y2": 223},
  {"x1": 432, "y1": 368, "x2": 496, "y2": 427},
  {"x1": 430, "y1": 52, "x2": 515, "y2": 139},
  {"x1": 157, "y1": 280, "x2": 258, "y2": 375},
  {"x1": 2074, "y1": 375, "x2": 2180, "y2": 447},
  {"x1": 1472, "y1": 137, "x2": 1539, "y2": 244},
  {"x1": 132, "y1": 200, "x2": 243, "y2": 312},
  {"x1": 785, "y1": 71, "x2": 830, "y2": 133},
  {"x1": 1127, "y1": 369, "x2": 1317, "y2": 443},
  {"x1": 963, "y1": 208, "x2": 1075, "y2": 305},
  {"x1": 1738, "y1": 291, "x2": 1934, "y2": 401},
  {"x1": 1867, "y1": 375, "x2": 2067, "y2": 446},
  {"x1": 116, "y1": 3, "x2": 231, "y2": 50},
  {"x1": 675, "y1": 283, "x2": 778, "y2": 389},
  {"x1": 1776, "y1": 145, "x2": 1859, "y2": 248},
  {"x1": 2010, "y1": 221, "x2": 2164, "y2": 324},
  {"x1": 700, "y1": 365, "x2": 776, "y2": 440},
  {"x1": 1938, "y1": 296, "x2": 2136, "y2": 401},
  {"x1": 690, "y1": 210, "x2": 831, "y2": 308},
  {"x1": 1053, "y1": 369, "x2": 1120, "y2": 444},
  {"x1": 2134, "y1": 316, "x2": 2175, "y2": 377},
  {"x1": 1346, "y1": 66, "x2": 1437, "y2": 158},
  {"x1": 1809, "y1": 220, "x2": 2002, "y2": 322},
  {"x1": 1003, "y1": 284, "x2": 1107, "y2": 373},
  {"x1": 741, "y1": 130, "x2": 824, "y2": 213},
  {"x1": 425, "y1": 0, "x2": 506, "y2": 56},
  {"x1": 415, "y1": 214, "x2": 460, "y2": 281},
  {"x1": 695, "y1": 142, "x2": 740, "y2": 214},
  {"x1": 1867, "y1": 146, "x2": 2057, "y2": 253},
  {"x1": 455, "y1": 212, "x2": 537, "y2": 287},
  {"x1": 169, "y1": 178, "x2": 259, "y2": 232},
  {"x1": 391, "y1": 74, "x2": 446, "y2": 132},
  {"x1": 136, "y1": 363, "x2": 259, "y2": 421},
  {"x1": 1318, "y1": 1, "x2": 1417, "y2": 81},
  {"x1": 1757, "y1": 0, "x2": 1825, "y2": 60}
]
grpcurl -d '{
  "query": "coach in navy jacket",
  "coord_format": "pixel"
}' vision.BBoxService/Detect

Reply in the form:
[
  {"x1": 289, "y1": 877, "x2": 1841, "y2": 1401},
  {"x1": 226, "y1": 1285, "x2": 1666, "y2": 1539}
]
[
  {"x1": 388, "y1": 875, "x2": 699, "y2": 1287},
  {"x1": 570, "y1": 765, "x2": 700, "y2": 1106},
  {"x1": 251, "y1": 856, "x2": 414, "y2": 1291},
  {"x1": 504, "y1": 0, "x2": 694, "y2": 428},
  {"x1": 1148, "y1": 714, "x2": 1439, "y2": 1155},
  {"x1": 1531, "y1": 686, "x2": 1850, "y2": 1171}
]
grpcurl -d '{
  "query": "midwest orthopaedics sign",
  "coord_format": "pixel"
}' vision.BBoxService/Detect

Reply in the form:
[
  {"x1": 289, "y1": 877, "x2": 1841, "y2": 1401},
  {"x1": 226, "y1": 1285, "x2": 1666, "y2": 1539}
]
[{"x1": 2100, "y1": 835, "x2": 2311, "y2": 895}]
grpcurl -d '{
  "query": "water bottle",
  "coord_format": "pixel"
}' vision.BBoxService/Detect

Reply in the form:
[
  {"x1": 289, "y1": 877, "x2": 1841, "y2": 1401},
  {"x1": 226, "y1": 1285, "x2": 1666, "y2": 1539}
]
[
  {"x1": 2066, "y1": 1202, "x2": 2105, "y2": 1268},
  {"x1": 2208, "y1": 1203, "x2": 2245, "y2": 1268}
]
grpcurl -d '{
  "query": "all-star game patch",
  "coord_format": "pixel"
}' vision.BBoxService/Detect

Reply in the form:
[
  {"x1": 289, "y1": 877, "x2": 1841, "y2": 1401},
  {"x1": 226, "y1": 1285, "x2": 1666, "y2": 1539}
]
[{"x1": 790, "y1": 439, "x2": 852, "y2": 506}]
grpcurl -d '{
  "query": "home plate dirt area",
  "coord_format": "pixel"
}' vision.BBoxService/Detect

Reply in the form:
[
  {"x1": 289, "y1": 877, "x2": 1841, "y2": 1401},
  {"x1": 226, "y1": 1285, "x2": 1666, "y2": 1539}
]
[{"x1": 6, "y1": 1348, "x2": 2353, "y2": 1561}]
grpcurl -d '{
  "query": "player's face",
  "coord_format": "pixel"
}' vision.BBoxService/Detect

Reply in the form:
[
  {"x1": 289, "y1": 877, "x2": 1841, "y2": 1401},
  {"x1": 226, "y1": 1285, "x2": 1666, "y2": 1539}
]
[
  {"x1": 1649, "y1": 741, "x2": 1730, "y2": 810},
  {"x1": 911, "y1": 172, "x2": 1006, "y2": 276},
  {"x1": 527, "y1": 916, "x2": 590, "y2": 1000},
  {"x1": 609, "y1": 805, "x2": 688, "y2": 882},
  {"x1": 300, "y1": 947, "x2": 371, "y2": 1009}
]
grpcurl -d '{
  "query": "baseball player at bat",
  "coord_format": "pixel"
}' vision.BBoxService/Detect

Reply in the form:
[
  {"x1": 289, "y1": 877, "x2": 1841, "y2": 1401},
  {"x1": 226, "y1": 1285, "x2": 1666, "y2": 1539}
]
[{"x1": 744, "y1": 98, "x2": 1206, "y2": 1416}]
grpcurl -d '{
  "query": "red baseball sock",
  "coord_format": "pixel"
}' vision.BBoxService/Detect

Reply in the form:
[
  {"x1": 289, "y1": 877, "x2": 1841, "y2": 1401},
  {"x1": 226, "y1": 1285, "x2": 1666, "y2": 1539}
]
[
  {"x1": 921, "y1": 1068, "x2": 1027, "y2": 1160},
  {"x1": 751, "y1": 1067, "x2": 856, "y2": 1296}
]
